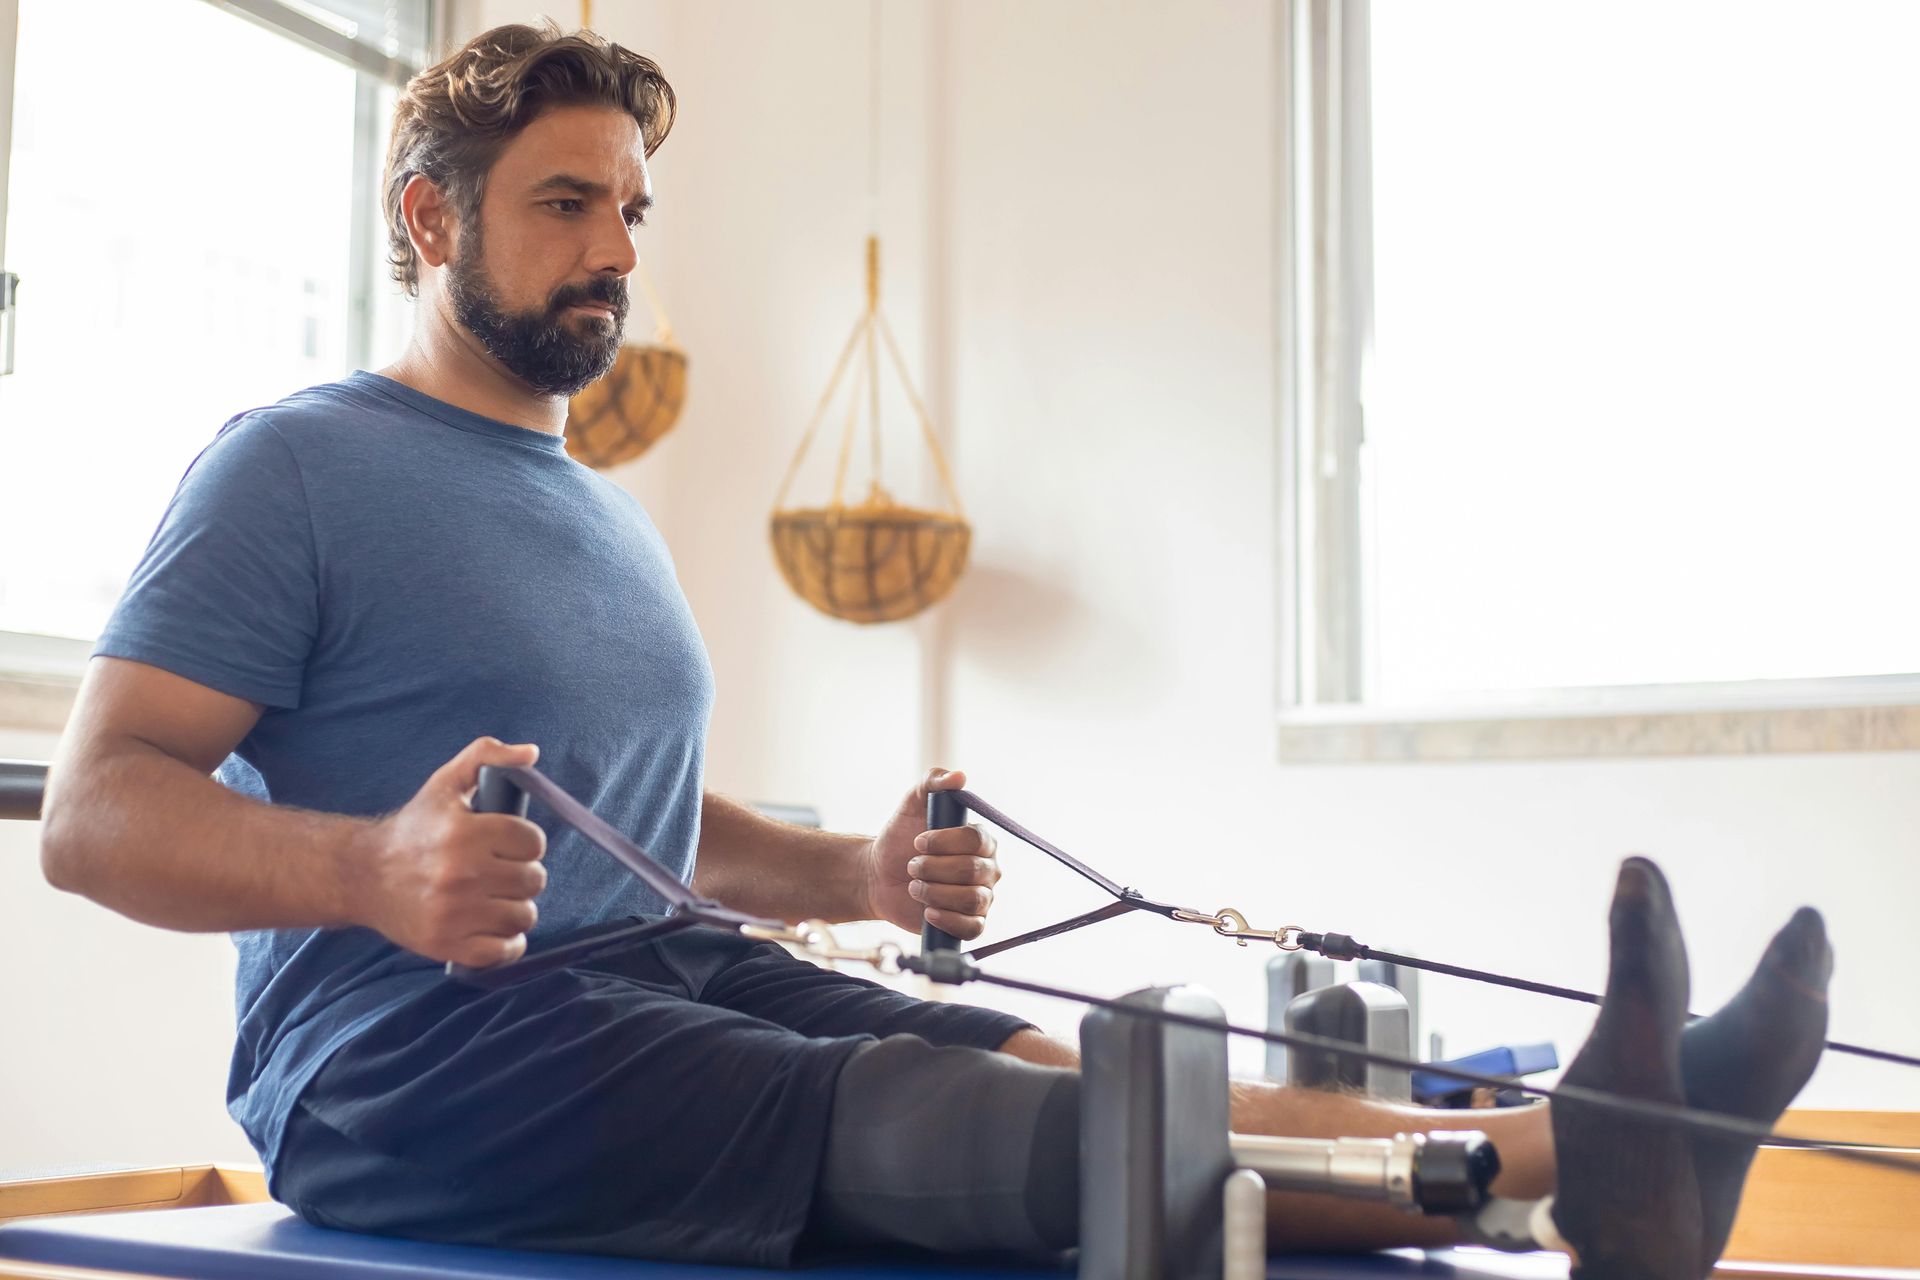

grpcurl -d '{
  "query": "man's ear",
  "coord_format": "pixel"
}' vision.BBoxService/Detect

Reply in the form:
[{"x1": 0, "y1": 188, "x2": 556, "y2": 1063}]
[{"x1": 402, "y1": 173, "x2": 456, "y2": 271}]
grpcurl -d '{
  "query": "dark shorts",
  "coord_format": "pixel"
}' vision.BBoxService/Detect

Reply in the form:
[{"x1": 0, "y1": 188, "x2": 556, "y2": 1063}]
[{"x1": 274, "y1": 922, "x2": 1032, "y2": 1267}]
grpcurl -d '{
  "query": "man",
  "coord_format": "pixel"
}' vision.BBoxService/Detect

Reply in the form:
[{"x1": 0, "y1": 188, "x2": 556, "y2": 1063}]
[{"x1": 40, "y1": 23, "x2": 1831, "y2": 1279}]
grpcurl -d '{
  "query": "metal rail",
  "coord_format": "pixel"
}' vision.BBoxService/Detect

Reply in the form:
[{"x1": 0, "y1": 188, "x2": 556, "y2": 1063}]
[{"x1": 0, "y1": 759, "x2": 46, "y2": 821}]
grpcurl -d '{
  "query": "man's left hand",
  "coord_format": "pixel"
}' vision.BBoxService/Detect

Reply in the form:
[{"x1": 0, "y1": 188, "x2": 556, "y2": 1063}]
[{"x1": 862, "y1": 768, "x2": 1002, "y2": 939}]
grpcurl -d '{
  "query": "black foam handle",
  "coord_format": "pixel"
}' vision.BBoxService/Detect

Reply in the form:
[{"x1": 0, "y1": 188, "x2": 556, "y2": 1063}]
[
  {"x1": 447, "y1": 766, "x2": 532, "y2": 978},
  {"x1": 473, "y1": 765, "x2": 531, "y2": 819},
  {"x1": 921, "y1": 790, "x2": 968, "y2": 954}
]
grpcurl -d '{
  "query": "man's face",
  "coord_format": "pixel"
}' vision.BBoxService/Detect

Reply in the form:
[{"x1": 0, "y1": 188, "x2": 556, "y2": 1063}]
[{"x1": 444, "y1": 103, "x2": 653, "y2": 398}]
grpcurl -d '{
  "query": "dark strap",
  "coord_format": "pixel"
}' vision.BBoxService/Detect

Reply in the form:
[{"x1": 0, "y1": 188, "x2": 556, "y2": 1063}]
[
  {"x1": 449, "y1": 913, "x2": 703, "y2": 989},
  {"x1": 494, "y1": 765, "x2": 780, "y2": 932},
  {"x1": 447, "y1": 766, "x2": 787, "y2": 986},
  {"x1": 955, "y1": 794, "x2": 1920, "y2": 1073},
  {"x1": 1311, "y1": 935, "x2": 1603, "y2": 1005},
  {"x1": 969, "y1": 900, "x2": 1140, "y2": 960},
  {"x1": 952, "y1": 790, "x2": 1187, "y2": 918},
  {"x1": 906, "y1": 952, "x2": 1920, "y2": 1180},
  {"x1": 472, "y1": 773, "x2": 1920, "y2": 1072},
  {"x1": 1308, "y1": 934, "x2": 1920, "y2": 1072}
]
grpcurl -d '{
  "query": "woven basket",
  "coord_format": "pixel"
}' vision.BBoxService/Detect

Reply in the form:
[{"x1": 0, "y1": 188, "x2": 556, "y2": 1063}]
[
  {"x1": 771, "y1": 237, "x2": 970, "y2": 625},
  {"x1": 564, "y1": 343, "x2": 687, "y2": 469},
  {"x1": 770, "y1": 494, "x2": 970, "y2": 626}
]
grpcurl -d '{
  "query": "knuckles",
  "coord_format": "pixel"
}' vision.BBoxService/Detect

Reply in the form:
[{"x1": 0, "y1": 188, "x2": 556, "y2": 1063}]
[{"x1": 918, "y1": 855, "x2": 999, "y2": 886}]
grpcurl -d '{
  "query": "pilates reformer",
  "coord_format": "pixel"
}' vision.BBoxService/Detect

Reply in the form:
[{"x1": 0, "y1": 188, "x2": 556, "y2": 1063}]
[{"x1": 3, "y1": 760, "x2": 1918, "y2": 1280}]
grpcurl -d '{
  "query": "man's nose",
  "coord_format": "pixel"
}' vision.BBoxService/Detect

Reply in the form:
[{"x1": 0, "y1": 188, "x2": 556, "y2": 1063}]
[{"x1": 586, "y1": 206, "x2": 639, "y2": 278}]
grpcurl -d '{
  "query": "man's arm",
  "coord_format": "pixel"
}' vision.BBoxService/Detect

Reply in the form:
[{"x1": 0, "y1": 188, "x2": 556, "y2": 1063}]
[
  {"x1": 41, "y1": 656, "x2": 548, "y2": 968},
  {"x1": 689, "y1": 792, "x2": 871, "y2": 924},
  {"x1": 691, "y1": 770, "x2": 1003, "y2": 938},
  {"x1": 41, "y1": 657, "x2": 359, "y2": 931}
]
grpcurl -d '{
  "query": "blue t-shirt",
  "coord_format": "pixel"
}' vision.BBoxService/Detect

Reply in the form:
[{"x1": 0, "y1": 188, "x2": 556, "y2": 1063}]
[{"x1": 93, "y1": 371, "x2": 715, "y2": 1172}]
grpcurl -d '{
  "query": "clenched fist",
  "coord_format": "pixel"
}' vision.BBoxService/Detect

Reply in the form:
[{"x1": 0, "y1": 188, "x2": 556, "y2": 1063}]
[
  {"x1": 861, "y1": 767, "x2": 1002, "y2": 940},
  {"x1": 346, "y1": 736, "x2": 548, "y2": 968}
]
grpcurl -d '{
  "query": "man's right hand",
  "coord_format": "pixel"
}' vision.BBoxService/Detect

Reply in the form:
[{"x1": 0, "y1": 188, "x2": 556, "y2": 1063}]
[{"x1": 347, "y1": 736, "x2": 548, "y2": 968}]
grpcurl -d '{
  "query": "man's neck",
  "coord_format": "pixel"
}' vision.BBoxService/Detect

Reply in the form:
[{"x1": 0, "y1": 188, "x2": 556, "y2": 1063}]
[{"x1": 377, "y1": 299, "x2": 568, "y2": 436}]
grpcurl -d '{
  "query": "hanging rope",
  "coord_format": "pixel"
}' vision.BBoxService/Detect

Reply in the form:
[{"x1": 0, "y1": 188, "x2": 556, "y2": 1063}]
[
  {"x1": 865, "y1": 2, "x2": 885, "y2": 496},
  {"x1": 876, "y1": 312, "x2": 966, "y2": 516},
  {"x1": 771, "y1": 313, "x2": 868, "y2": 512}
]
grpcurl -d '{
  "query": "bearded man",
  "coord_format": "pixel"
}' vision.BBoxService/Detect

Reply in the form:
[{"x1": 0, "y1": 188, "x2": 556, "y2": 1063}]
[{"x1": 40, "y1": 24, "x2": 1831, "y2": 1280}]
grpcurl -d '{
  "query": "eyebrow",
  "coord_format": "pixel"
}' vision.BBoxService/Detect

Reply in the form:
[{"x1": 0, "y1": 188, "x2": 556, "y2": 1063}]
[{"x1": 529, "y1": 173, "x2": 654, "y2": 211}]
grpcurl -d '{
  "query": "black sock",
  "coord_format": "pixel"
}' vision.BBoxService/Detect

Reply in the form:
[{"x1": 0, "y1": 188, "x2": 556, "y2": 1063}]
[
  {"x1": 1550, "y1": 857, "x2": 1704, "y2": 1280},
  {"x1": 1680, "y1": 906, "x2": 1831, "y2": 1266}
]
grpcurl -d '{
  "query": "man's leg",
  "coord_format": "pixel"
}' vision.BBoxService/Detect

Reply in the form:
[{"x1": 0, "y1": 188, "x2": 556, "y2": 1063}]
[
  {"x1": 276, "y1": 949, "x2": 909, "y2": 1268},
  {"x1": 997, "y1": 860, "x2": 1832, "y2": 1271},
  {"x1": 998, "y1": 1026, "x2": 1553, "y2": 1251}
]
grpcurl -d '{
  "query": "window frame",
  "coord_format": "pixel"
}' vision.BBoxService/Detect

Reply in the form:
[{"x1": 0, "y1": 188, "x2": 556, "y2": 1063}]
[
  {"x1": 0, "y1": 0, "x2": 433, "y2": 712},
  {"x1": 1272, "y1": 0, "x2": 1920, "y2": 761},
  {"x1": 1, "y1": 0, "x2": 18, "y2": 376}
]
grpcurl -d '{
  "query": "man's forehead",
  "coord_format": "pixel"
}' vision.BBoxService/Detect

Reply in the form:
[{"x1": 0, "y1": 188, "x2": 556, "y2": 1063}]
[{"x1": 496, "y1": 104, "x2": 651, "y2": 195}]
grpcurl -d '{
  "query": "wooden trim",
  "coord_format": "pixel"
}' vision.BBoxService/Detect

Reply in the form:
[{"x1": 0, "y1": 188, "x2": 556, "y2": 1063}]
[
  {"x1": 1722, "y1": 1111, "x2": 1920, "y2": 1271},
  {"x1": 1774, "y1": 1110, "x2": 1920, "y2": 1148},
  {"x1": 0, "y1": 1260, "x2": 157, "y2": 1280},
  {"x1": 200, "y1": 1167, "x2": 267, "y2": 1207},
  {"x1": 0, "y1": 1165, "x2": 264, "y2": 1227}
]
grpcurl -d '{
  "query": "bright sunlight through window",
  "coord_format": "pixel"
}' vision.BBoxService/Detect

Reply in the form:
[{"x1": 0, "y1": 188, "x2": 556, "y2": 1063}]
[{"x1": 1361, "y1": 1, "x2": 1920, "y2": 704}]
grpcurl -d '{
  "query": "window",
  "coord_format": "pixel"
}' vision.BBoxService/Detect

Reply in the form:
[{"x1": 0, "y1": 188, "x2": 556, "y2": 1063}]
[
  {"x1": 0, "y1": 0, "x2": 428, "y2": 671},
  {"x1": 1279, "y1": 0, "x2": 1920, "y2": 753}
]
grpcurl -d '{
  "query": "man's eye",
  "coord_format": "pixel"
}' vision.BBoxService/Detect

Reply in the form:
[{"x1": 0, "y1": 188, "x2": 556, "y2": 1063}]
[
  {"x1": 551, "y1": 199, "x2": 583, "y2": 213},
  {"x1": 624, "y1": 210, "x2": 646, "y2": 229}
]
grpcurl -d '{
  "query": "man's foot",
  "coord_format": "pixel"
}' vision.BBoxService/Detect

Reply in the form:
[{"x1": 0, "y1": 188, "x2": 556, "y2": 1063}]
[
  {"x1": 1550, "y1": 857, "x2": 1703, "y2": 1279},
  {"x1": 1681, "y1": 906, "x2": 1832, "y2": 1265}
]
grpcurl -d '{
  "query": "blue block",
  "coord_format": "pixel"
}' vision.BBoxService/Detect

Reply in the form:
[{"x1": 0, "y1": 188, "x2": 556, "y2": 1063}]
[{"x1": 1412, "y1": 1043, "x2": 1559, "y2": 1104}]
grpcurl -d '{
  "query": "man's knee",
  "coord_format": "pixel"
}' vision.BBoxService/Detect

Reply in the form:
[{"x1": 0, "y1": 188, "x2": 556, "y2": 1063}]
[{"x1": 814, "y1": 1034, "x2": 1080, "y2": 1255}]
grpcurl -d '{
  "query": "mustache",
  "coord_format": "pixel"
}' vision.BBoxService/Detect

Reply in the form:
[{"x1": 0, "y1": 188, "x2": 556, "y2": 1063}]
[{"x1": 547, "y1": 277, "x2": 629, "y2": 317}]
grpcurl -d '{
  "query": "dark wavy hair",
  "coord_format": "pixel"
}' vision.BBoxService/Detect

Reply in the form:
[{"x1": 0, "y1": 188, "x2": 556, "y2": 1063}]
[{"x1": 382, "y1": 22, "x2": 676, "y2": 296}]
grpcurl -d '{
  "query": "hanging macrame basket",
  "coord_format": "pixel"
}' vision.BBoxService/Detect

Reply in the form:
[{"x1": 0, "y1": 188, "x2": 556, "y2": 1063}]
[
  {"x1": 770, "y1": 238, "x2": 970, "y2": 625},
  {"x1": 771, "y1": 495, "x2": 971, "y2": 626},
  {"x1": 564, "y1": 263, "x2": 686, "y2": 469}
]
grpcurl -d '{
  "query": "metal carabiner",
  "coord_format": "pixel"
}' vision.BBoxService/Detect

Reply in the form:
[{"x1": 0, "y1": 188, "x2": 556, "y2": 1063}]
[
  {"x1": 1172, "y1": 906, "x2": 1307, "y2": 951},
  {"x1": 744, "y1": 920, "x2": 908, "y2": 974}
]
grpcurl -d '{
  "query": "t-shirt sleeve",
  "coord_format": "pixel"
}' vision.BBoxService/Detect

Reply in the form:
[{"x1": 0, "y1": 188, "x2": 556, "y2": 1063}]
[{"x1": 93, "y1": 415, "x2": 319, "y2": 710}]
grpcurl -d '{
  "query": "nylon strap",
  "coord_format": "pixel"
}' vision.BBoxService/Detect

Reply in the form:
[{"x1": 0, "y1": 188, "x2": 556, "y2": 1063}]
[
  {"x1": 952, "y1": 790, "x2": 1185, "y2": 916},
  {"x1": 1309, "y1": 935, "x2": 1920, "y2": 1072},
  {"x1": 968, "y1": 900, "x2": 1140, "y2": 960},
  {"x1": 450, "y1": 914, "x2": 703, "y2": 989},
  {"x1": 907, "y1": 952, "x2": 1920, "y2": 1181},
  {"x1": 448, "y1": 766, "x2": 787, "y2": 987},
  {"x1": 457, "y1": 772, "x2": 1920, "y2": 1072},
  {"x1": 950, "y1": 793, "x2": 1920, "y2": 1073}
]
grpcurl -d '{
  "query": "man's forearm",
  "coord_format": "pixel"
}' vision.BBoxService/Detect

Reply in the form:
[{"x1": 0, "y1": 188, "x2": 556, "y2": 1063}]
[
  {"x1": 41, "y1": 740, "x2": 370, "y2": 933},
  {"x1": 690, "y1": 791, "x2": 873, "y2": 924}
]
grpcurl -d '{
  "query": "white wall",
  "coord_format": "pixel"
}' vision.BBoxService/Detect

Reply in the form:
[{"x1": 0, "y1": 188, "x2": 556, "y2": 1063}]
[
  {"x1": 559, "y1": 0, "x2": 1920, "y2": 1107},
  {"x1": 0, "y1": 729, "x2": 257, "y2": 1171}
]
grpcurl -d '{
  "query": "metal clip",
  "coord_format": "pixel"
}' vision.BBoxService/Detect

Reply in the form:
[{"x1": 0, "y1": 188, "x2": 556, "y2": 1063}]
[
  {"x1": 742, "y1": 919, "x2": 907, "y2": 974},
  {"x1": 1174, "y1": 907, "x2": 1307, "y2": 951}
]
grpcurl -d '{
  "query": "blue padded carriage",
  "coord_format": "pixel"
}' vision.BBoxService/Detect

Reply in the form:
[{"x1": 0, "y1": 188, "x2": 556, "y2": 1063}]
[{"x1": 0, "y1": 1202, "x2": 1574, "y2": 1280}]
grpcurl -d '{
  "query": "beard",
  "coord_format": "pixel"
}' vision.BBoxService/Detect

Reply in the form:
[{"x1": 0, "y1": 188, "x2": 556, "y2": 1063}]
[{"x1": 445, "y1": 229, "x2": 630, "y2": 398}]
